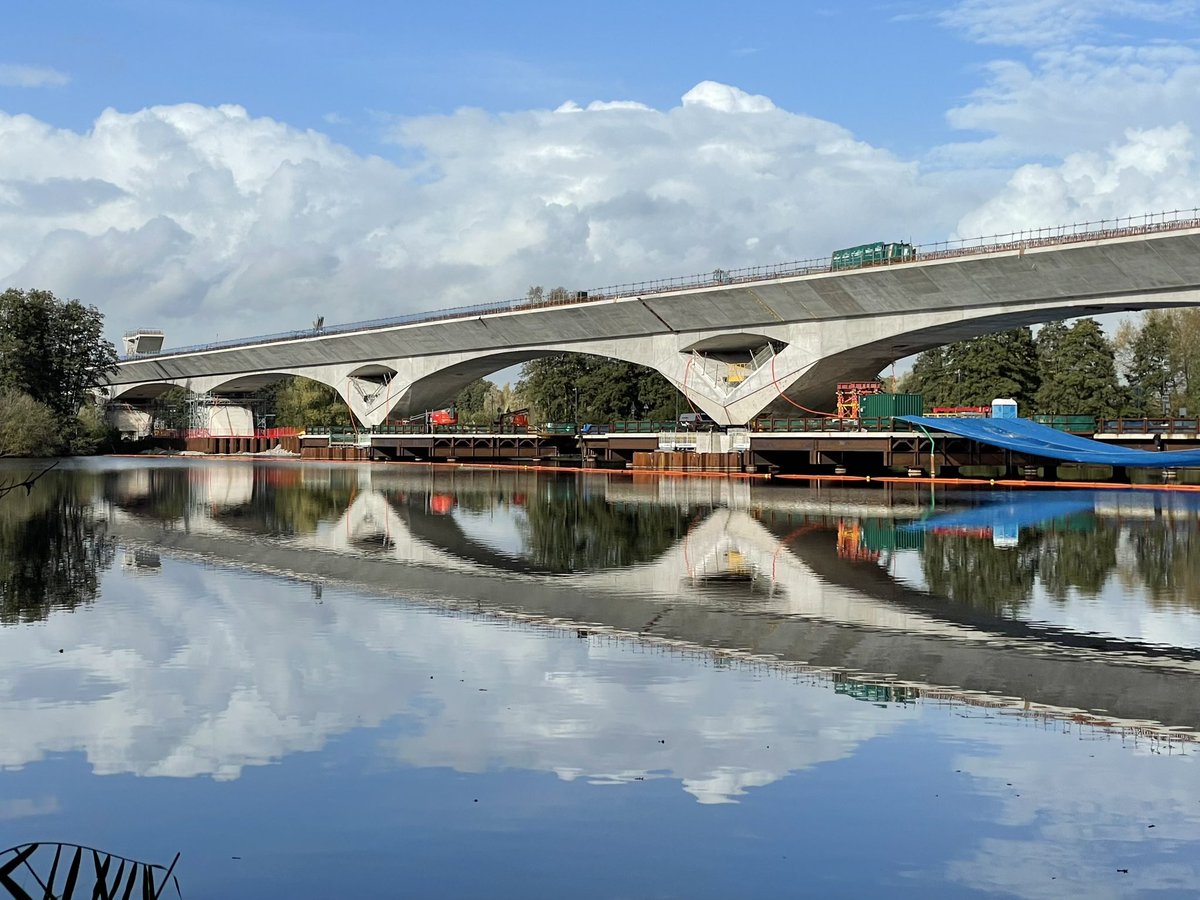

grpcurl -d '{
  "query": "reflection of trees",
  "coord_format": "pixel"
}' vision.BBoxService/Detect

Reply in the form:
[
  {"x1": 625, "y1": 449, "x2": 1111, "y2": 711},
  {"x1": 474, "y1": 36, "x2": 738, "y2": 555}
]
[
  {"x1": 383, "y1": 478, "x2": 696, "y2": 573},
  {"x1": 921, "y1": 533, "x2": 1040, "y2": 614},
  {"x1": 213, "y1": 469, "x2": 356, "y2": 535},
  {"x1": 0, "y1": 472, "x2": 114, "y2": 624},
  {"x1": 1036, "y1": 520, "x2": 1119, "y2": 599},
  {"x1": 102, "y1": 466, "x2": 191, "y2": 522},
  {"x1": 518, "y1": 490, "x2": 694, "y2": 572},
  {"x1": 104, "y1": 466, "x2": 358, "y2": 535},
  {"x1": 1128, "y1": 523, "x2": 1200, "y2": 607},
  {"x1": 917, "y1": 516, "x2": 1199, "y2": 612}
]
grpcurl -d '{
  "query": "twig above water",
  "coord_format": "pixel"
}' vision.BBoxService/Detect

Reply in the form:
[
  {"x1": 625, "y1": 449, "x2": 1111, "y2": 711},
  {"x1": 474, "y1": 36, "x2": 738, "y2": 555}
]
[{"x1": 0, "y1": 460, "x2": 60, "y2": 499}]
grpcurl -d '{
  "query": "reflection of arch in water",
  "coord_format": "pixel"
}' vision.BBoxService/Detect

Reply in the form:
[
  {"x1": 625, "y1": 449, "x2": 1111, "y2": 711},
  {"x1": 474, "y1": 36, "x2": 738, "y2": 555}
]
[
  {"x1": 315, "y1": 490, "x2": 1027, "y2": 639},
  {"x1": 105, "y1": 482, "x2": 1200, "y2": 734},
  {"x1": 104, "y1": 468, "x2": 1200, "y2": 666}
]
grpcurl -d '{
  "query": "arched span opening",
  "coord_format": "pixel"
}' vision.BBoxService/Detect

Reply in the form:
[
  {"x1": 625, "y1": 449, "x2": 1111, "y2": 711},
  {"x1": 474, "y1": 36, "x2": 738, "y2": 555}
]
[
  {"x1": 210, "y1": 372, "x2": 355, "y2": 432},
  {"x1": 768, "y1": 299, "x2": 1200, "y2": 415},
  {"x1": 399, "y1": 350, "x2": 688, "y2": 426},
  {"x1": 106, "y1": 382, "x2": 198, "y2": 439}
]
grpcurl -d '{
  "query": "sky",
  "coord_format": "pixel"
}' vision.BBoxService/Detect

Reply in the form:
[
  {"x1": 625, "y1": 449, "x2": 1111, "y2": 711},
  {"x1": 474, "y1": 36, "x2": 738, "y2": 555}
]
[{"x1": 2, "y1": 0, "x2": 1200, "y2": 355}]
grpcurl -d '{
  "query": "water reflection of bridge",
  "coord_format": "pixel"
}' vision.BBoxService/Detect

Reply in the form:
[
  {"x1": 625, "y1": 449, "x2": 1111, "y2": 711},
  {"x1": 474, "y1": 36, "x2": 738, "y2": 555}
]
[{"x1": 102, "y1": 462, "x2": 1200, "y2": 734}]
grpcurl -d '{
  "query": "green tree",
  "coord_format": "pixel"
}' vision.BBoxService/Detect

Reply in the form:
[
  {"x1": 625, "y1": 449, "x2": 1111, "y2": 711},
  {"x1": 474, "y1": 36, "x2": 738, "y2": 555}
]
[
  {"x1": 70, "y1": 401, "x2": 118, "y2": 455},
  {"x1": 945, "y1": 328, "x2": 1040, "y2": 409},
  {"x1": 518, "y1": 354, "x2": 590, "y2": 423},
  {"x1": 0, "y1": 288, "x2": 117, "y2": 417},
  {"x1": 1126, "y1": 312, "x2": 1175, "y2": 415},
  {"x1": 1034, "y1": 318, "x2": 1124, "y2": 416},
  {"x1": 903, "y1": 329, "x2": 1040, "y2": 409},
  {"x1": 518, "y1": 354, "x2": 684, "y2": 424},
  {"x1": 900, "y1": 346, "x2": 954, "y2": 406},
  {"x1": 454, "y1": 378, "x2": 502, "y2": 426},
  {"x1": 150, "y1": 386, "x2": 192, "y2": 431},
  {"x1": 274, "y1": 377, "x2": 352, "y2": 429},
  {"x1": 0, "y1": 389, "x2": 60, "y2": 457},
  {"x1": 1164, "y1": 308, "x2": 1200, "y2": 417}
]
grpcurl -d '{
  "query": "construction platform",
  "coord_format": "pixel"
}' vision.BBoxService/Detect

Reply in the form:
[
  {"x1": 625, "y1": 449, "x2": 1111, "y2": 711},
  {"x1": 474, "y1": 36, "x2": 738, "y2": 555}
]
[{"x1": 278, "y1": 417, "x2": 1200, "y2": 482}]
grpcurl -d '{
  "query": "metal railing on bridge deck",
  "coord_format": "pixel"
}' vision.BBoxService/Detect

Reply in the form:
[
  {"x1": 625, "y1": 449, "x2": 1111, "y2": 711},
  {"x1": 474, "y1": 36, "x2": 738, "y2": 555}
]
[
  {"x1": 119, "y1": 208, "x2": 1200, "y2": 362},
  {"x1": 751, "y1": 416, "x2": 902, "y2": 433},
  {"x1": 302, "y1": 421, "x2": 712, "y2": 438},
  {"x1": 1096, "y1": 418, "x2": 1200, "y2": 435},
  {"x1": 305, "y1": 423, "x2": 540, "y2": 437}
]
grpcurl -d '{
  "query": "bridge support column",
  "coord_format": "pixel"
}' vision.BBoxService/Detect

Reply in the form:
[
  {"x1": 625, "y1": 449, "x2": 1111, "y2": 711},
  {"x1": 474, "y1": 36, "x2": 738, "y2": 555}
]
[
  {"x1": 202, "y1": 404, "x2": 256, "y2": 437},
  {"x1": 108, "y1": 406, "x2": 154, "y2": 440}
]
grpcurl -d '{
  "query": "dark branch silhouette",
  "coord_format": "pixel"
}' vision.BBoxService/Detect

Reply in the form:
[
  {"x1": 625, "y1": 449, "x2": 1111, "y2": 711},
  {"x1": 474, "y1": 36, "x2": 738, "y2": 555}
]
[
  {"x1": 0, "y1": 462, "x2": 59, "y2": 500},
  {"x1": 0, "y1": 842, "x2": 181, "y2": 899}
]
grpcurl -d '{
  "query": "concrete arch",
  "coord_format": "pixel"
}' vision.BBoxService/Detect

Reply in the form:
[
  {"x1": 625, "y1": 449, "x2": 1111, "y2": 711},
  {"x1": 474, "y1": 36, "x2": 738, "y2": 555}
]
[
  {"x1": 108, "y1": 380, "x2": 196, "y2": 402},
  {"x1": 208, "y1": 372, "x2": 303, "y2": 394},
  {"x1": 760, "y1": 295, "x2": 1197, "y2": 416},
  {"x1": 379, "y1": 346, "x2": 700, "y2": 424}
]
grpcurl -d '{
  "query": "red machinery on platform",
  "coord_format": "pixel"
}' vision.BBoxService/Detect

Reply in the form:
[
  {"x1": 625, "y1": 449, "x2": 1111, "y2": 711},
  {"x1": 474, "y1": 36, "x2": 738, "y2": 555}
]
[{"x1": 836, "y1": 381, "x2": 883, "y2": 419}]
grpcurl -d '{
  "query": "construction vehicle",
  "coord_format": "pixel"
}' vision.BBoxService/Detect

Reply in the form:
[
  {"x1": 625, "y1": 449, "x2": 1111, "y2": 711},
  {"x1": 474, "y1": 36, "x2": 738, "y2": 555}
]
[
  {"x1": 831, "y1": 242, "x2": 916, "y2": 270},
  {"x1": 495, "y1": 408, "x2": 530, "y2": 429}
]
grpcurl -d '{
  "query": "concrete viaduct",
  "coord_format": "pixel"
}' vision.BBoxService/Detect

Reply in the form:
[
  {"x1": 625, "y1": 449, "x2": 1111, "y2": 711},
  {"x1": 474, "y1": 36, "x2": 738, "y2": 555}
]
[{"x1": 106, "y1": 218, "x2": 1200, "y2": 428}]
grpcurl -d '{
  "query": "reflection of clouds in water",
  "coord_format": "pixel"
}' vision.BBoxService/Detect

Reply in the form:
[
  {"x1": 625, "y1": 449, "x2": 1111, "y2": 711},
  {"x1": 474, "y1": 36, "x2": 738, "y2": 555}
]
[
  {"x1": 374, "y1": 639, "x2": 911, "y2": 805},
  {"x1": 0, "y1": 557, "x2": 912, "y2": 802},
  {"x1": 0, "y1": 797, "x2": 59, "y2": 821},
  {"x1": 450, "y1": 505, "x2": 529, "y2": 559},
  {"x1": 941, "y1": 709, "x2": 1199, "y2": 897}
]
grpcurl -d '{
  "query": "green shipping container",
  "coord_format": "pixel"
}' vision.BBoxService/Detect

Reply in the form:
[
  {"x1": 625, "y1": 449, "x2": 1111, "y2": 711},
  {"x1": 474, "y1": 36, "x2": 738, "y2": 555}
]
[
  {"x1": 860, "y1": 393, "x2": 924, "y2": 420},
  {"x1": 859, "y1": 518, "x2": 925, "y2": 553}
]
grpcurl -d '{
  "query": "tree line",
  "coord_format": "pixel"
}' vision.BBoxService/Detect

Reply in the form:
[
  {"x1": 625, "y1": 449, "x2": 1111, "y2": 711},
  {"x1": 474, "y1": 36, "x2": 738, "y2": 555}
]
[
  {"x1": 901, "y1": 311, "x2": 1200, "y2": 418},
  {"x1": 0, "y1": 288, "x2": 117, "y2": 456}
]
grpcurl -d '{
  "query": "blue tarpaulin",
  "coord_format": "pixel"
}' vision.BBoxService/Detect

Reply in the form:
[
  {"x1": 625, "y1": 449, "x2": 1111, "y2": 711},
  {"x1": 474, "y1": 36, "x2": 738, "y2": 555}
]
[
  {"x1": 897, "y1": 415, "x2": 1200, "y2": 468},
  {"x1": 898, "y1": 494, "x2": 1098, "y2": 534}
]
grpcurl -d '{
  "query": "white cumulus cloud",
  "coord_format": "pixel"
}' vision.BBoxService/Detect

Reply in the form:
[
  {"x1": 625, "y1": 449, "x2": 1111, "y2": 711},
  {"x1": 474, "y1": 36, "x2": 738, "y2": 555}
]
[
  {"x1": 0, "y1": 85, "x2": 958, "y2": 348},
  {"x1": 0, "y1": 51, "x2": 1197, "y2": 353},
  {"x1": 956, "y1": 124, "x2": 1200, "y2": 236}
]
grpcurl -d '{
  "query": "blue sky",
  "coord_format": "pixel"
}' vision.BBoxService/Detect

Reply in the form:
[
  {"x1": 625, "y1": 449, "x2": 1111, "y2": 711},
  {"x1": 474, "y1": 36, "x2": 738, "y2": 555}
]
[
  {"x1": 5, "y1": 1, "x2": 981, "y2": 153},
  {"x1": 2, "y1": 0, "x2": 1199, "y2": 346}
]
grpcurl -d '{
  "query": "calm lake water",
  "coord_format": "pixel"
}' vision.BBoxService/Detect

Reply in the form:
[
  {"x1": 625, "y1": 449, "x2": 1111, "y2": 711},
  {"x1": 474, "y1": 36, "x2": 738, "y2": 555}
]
[{"x1": 2, "y1": 458, "x2": 1200, "y2": 898}]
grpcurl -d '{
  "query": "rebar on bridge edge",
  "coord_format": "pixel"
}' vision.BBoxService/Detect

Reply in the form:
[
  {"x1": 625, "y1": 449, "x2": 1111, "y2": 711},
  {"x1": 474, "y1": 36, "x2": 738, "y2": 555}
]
[{"x1": 120, "y1": 208, "x2": 1200, "y2": 362}]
